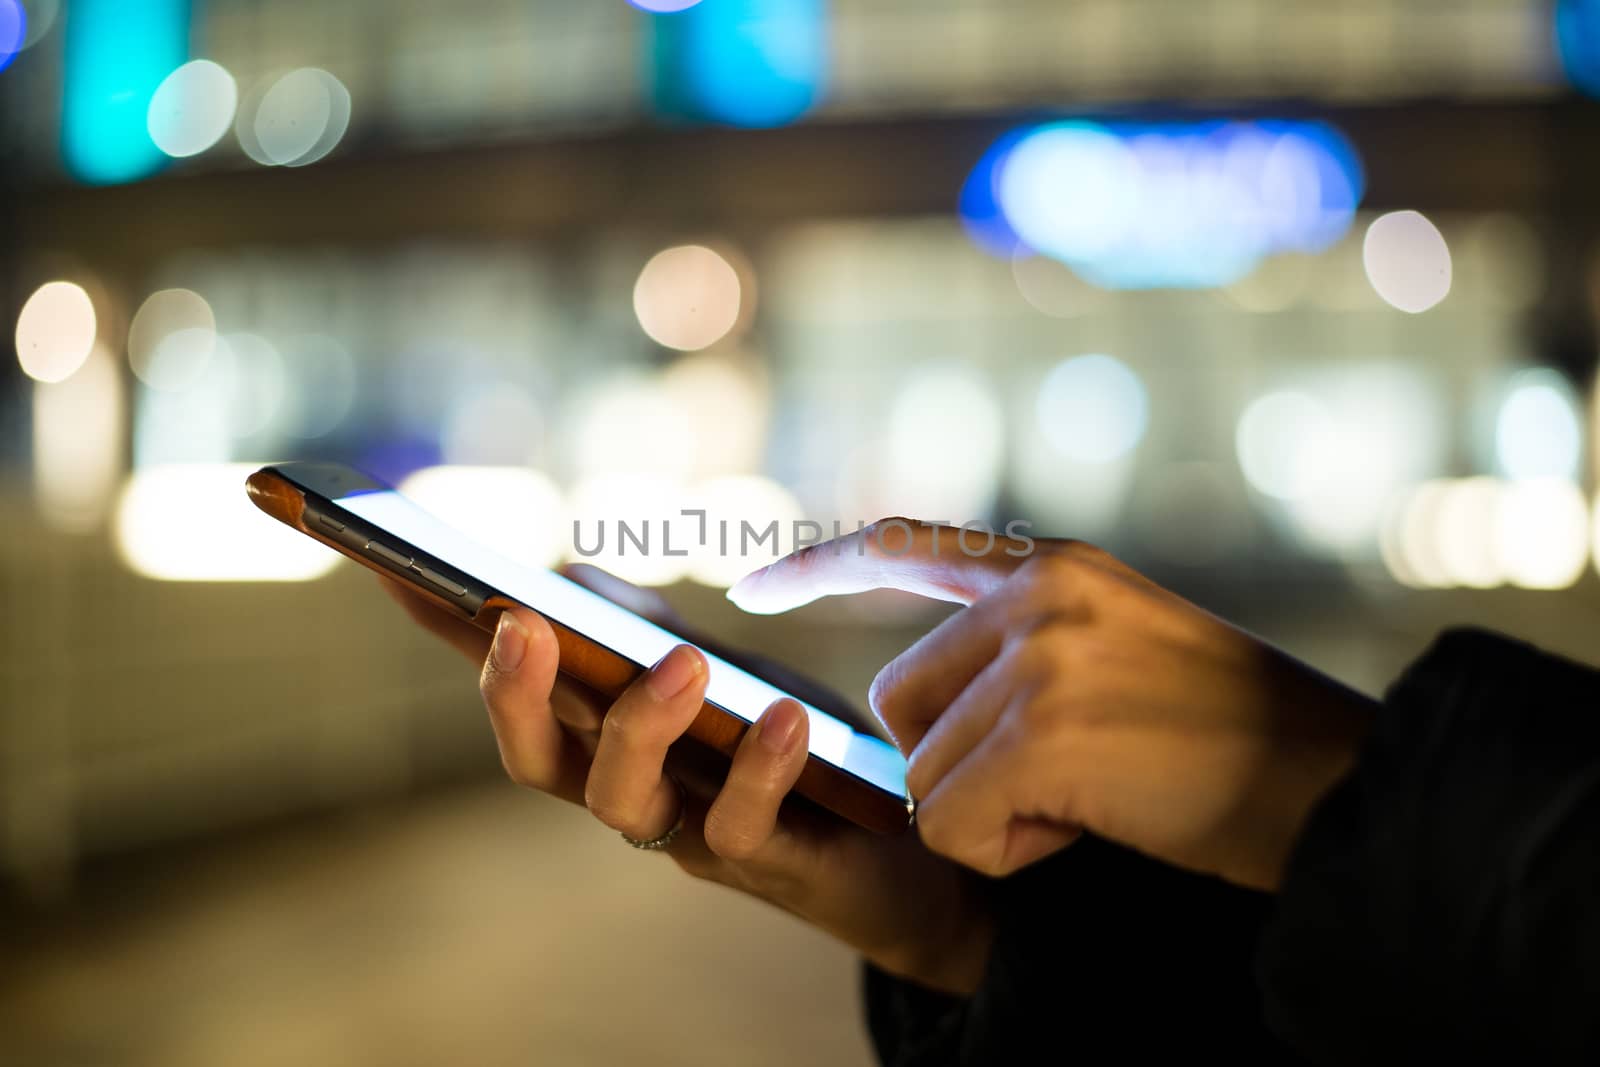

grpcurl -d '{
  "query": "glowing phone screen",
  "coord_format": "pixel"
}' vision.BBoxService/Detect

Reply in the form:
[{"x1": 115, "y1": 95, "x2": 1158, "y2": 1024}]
[{"x1": 336, "y1": 488, "x2": 908, "y2": 799}]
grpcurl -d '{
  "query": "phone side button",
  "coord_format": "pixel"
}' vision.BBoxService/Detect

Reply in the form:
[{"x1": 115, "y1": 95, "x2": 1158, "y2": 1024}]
[
  {"x1": 413, "y1": 565, "x2": 468, "y2": 598},
  {"x1": 366, "y1": 540, "x2": 414, "y2": 569},
  {"x1": 316, "y1": 513, "x2": 346, "y2": 533}
]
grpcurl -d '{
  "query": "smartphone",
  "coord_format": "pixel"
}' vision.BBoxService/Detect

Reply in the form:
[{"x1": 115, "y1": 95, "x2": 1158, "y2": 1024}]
[{"x1": 246, "y1": 463, "x2": 913, "y2": 834}]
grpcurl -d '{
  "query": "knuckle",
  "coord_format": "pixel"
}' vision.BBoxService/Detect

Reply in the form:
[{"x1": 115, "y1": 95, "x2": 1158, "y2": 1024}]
[
  {"x1": 702, "y1": 809, "x2": 761, "y2": 861},
  {"x1": 863, "y1": 516, "x2": 919, "y2": 557},
  {"x1": 867, "y1": 657, "x2": 910, "y2": 726},
  {"x1": 904, "y1": 758, "x2": 934, "y2": 804},
  {"x1": 1013, "y1": 552, "x2": 1085, "y2": 602}
]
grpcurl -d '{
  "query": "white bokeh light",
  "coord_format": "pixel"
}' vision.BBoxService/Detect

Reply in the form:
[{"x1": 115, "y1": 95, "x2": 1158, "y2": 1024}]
[
  {"x1": 1433, "y1": 478, "x2": 1505, "y2": 589},
  {"x1": 147, "y1": 60, "x2": 238, "y2": 158},
  {"x1": 33, "y1": 345, "x2": 124, "y2": 532},
  {"x1": 871, "y1": 366, "x2": 1005, "y2": 519},
  {"x1": 15, "y1": 280, "x2": 96, "y2": 384},
  {"x1": 566, "y1": 474, "x2": 693, "y2": 587},
  {"x1": 242, "y1": 68, "x2": 351, "y2": 167},
  {"x1": 1363, "y1": 210, "x2": 1452, "y2": 313},
  {"x1": 660, "y1": 353, "x2": 770, "y2": 479},
  {"x1": 1494, "y1": 478, "x2": 1589, "y2": 590},
  {"x1": 1036, "y1": 354, "x2": 1149, "y2": 464},
  {"x1": 400, "y1": 466, "x2": 566, "y2": 571},
  {"x1": 571, "y1": 374, "x2": 696, "y2": 481},
  {"x1": 1496, "y1": 369, "x2": 1582, "y2": 482},
  {"x1": 683, "y1": 475, "x2": 805, "y2": 588},
  {"x1": 633, "y1": 245, "x2": 745, "y2": 352},
  {"x1": 441, "y1": 384, "x2": 543, "y2": 468},
  {"x1": 128, "y1": 289, "x2": 217, "y2": 391},
  {"x1": 1236, "y1": 391, "x2": 1334, "y2": 501},
  {"x1": 116, "y1": 464, "x2": 341, "y2": 582}
]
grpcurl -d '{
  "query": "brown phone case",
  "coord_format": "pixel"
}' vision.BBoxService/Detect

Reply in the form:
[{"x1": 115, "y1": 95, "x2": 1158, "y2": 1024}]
[{"x1": 246, "y1": 469, "x2": 914, "y2": 834}]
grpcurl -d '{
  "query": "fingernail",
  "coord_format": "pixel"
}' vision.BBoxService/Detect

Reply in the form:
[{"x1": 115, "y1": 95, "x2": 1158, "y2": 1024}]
[
  {"x1": 756, "y1": 700, "x2": 803, "y2": 754},
  {"x1": 492, "y1": 612, "x2": 527, "y2": 672},
  {"x1": 647, "y1": 645, "x2": 704, "y2": 700}
]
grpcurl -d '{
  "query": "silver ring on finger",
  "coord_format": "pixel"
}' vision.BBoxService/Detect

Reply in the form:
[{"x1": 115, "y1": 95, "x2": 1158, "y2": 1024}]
[{"x1": 621, "y1": 775, "x2": 686, "y2": 851}]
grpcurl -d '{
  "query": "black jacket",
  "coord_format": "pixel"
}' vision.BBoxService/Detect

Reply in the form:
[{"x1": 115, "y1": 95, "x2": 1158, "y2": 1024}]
[{"x1": 864, "y1": 629, "x2": 1600, "y2": 1065}]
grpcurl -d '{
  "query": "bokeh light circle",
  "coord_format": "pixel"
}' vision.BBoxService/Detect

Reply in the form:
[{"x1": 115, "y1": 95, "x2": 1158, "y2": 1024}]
[
  {"x1": 1363, "y1": 210, "x2": 1452, "y2": 313},
  {"x1": 1495, "y1": 368, "x2": 1582, "y2": 482},
  {"x1": 633, "y1": 245, "x2": 744, "y2": 351},
  {"x1": 245, "y1": 68, "x2": 352, "y2": 167},
  {"x1": 0, "y1": 0, "x2": 23, "y2": 73},
  {"x1": 15, "y1": 281, "x2": 96, "y2": 384},
  {"x1": 147, "y1": 59, "x2": 238, "y2": 158},
  {"x1": 1036, "y1": 354, "x2": 1149, "y2": 464},
  {"x1": 128, "y1": 289, "x2": 217, "y2": 391}
]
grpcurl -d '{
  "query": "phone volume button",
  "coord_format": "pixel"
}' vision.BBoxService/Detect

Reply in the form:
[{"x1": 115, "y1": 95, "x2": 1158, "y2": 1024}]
[
  {"x1": 413, "y1": 565, "x2": 468, "y2": 598},
  {"x1": 366, "y1": 540, "x2": 414, "y2": 569}
]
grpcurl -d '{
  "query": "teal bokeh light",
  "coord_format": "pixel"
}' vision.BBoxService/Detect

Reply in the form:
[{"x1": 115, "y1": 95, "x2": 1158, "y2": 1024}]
[
  {"x1": 649, "y1": 0, "x2": 826, "y2": 128},
  {"x1": 62, "y1": 0, "x2": 189, "y2": 185}
]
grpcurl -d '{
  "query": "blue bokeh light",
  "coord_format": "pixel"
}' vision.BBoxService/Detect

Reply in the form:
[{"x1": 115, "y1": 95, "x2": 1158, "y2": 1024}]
[
  {"x1": 630, "y1": 0, "x2": 705, "y2": 11},
  {"x1": 960, "y1": 119, "x2": 1365, "y2": 291},
  {"x1": 0, "y1": 0, "x2": 25, "y2": 74},
  {"x1": 649, "y1": 0, "x2": 826, "y2": 129},
  {"x1": 62, "y1": 0, "x2": 189, "y2": 185},
  {"x1": 957, "y1": 127, "x2": 1029, "y2": 256},
  {"x1": 1556, "y1": 0, "x2": 1600, "y2": 97}
]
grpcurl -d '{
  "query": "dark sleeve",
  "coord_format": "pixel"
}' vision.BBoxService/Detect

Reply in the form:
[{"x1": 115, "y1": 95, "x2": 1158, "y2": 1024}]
[
  {"x1": 1257, "y1": 628, "x2": 1600, "y2": 1064},
  {"x1": 864, "y1": 835, "x2": 1305, "y2": 1065}
]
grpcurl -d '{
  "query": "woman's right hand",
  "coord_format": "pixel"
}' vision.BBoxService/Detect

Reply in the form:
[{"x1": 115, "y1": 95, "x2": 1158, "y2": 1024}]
[{"x1": 382, "y1": 575, "x2": 993, "y2": 995}]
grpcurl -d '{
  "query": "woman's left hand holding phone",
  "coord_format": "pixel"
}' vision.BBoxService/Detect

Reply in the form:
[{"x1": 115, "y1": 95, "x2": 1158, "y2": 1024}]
[{"x1": 380, "y1": 570, "x2": 992, "y2": 996}]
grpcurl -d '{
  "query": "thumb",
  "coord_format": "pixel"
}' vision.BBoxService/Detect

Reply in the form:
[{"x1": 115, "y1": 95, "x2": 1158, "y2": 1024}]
[{"x1": 726, "y1": 518, "x2": 1035, "y2": 615}]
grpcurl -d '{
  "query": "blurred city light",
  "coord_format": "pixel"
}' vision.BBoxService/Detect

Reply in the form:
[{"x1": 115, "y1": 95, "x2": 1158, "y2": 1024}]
[
  {"x1": 15, "y1": 280, "x2": 96, "y2": 384},
  {"x1": 966, "y1": 120, "x2": 1362, "y2": 289},
  {"x1": 1434, "y1": 478, "x2": 1506, "y2": 588},
  {"x1": 133, "y1": 344, "x2": 234, "y2": 467},
  {"x1": 566, "y1": 474, "x2": 693, "y2": 586},
  {"x1": 633, "y1": 245, "x2": 745, "y2": 351},
  {"x1": 147, "y1": 60, "x2": 237, "y2": 158},
  {"x1": 1236, "y1": 391, "x2": 1333, "y2": 501},
  {"x1": 128, "y1": 288, "x2": 217, "y2": 391},
  {"x1": 218, "y1": 333, "x2": 287, "y2": 441},
  {"x1": 275, "y1": 335, "x2": 358, "y2": 438},
  {"x1": 239, "y1": 69, "x2": 352, "y2": 167},
  {"x1": 958, "y1": 128, "x2": 1030, "y2": 257},
  {"x1": 1011, "y1": 251, "x2": 1105, "y2": 318},
  {"x1": 400, "y1": 466, "x2": 566, "y2": 571},
  {"x1": 878, "y1": 365, "x2": 1005, "y2": 518},
  {"x1": 115, "y1": 465, "x2": 342, "y2": 582},
  {"x1": 571, "y1": 374, "x2": 697, "y2": 481},
  {"x1": 649, "y1": 0, "x2": 825, "y2": 128},
  {"x1": 33, "y1": 345, "x2": 123, "y2": 532},
  {"x1": 0, "y1": 0, "x2": 23, "y2": 73},
  {"x1": 1036, "y1": 354, "x2": 1148, "y2": 464},
  {"x1": 62, "y1": 0, "x2": 187, "y2": 184},
  {"x1": 1362, "y1": 210, "x2": 1452, "y2": 313},
  {"x1": 441, "y1": 384, "x2": 544, "y2": 468},
  {"x1": 1556, "y1": 0, "x2": 1600, "y2": 98},
  {"x1": 1383, "y1": 477, "x2": 1592, "y2": 591},
  {"x1": 1495, "y1": 478, "x2": 1590, "y2": 589},
  {"x1": 1495, "y1": 367, "x2": 1583, "y2": 482},
  {"x1": 659, "y1": 352, "x2": 770, "y2": 478},
  {"x1": 683, "y1": 475, "x2": 804, "y2": 587}
]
